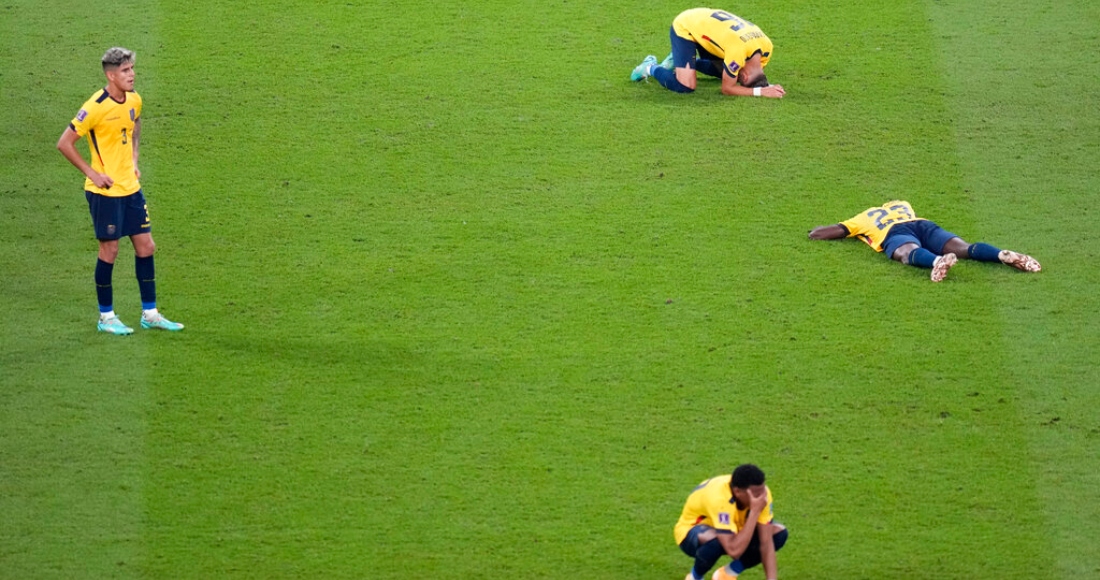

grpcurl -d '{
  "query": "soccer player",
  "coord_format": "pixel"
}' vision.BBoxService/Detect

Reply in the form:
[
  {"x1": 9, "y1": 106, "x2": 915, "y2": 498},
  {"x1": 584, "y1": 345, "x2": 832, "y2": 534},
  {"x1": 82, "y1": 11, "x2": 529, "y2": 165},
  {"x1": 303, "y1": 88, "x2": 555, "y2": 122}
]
[
  {"x1": 57, "y1": 47, "x2": 184, "y2": 334},
  {"x1": 808, "y1": 200, "x2": 1042, "y2": 282},
  {"x1": 675, "y1": 464, "x2": 788, "y2": 580},
  {"x1": 630, "y1": 8, "x2": 786, "y2": 98}
]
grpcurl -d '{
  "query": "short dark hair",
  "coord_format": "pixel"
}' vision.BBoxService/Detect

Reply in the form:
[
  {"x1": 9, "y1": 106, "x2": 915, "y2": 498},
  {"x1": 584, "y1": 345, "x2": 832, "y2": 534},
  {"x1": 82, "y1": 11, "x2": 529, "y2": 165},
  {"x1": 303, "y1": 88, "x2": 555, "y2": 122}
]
[
  {"x1": 102, "y1": 47, "x2": 135, "y2": 71},
  {"x1": 744, "y1": 73, "x2": 769, "y2": 88},
  {"x1": 731, "y1": 464, "x2": 766, "y2": 489}
]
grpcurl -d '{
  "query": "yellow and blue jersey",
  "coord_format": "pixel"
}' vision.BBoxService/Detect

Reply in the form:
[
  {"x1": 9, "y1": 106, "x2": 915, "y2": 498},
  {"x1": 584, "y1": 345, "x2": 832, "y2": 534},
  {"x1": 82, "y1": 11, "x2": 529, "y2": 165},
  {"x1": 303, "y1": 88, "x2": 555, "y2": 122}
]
[
  {"x1": 840, "y1": 200, "x2": 925, "y2": 252},
  {"x1": 674, "y1": 475, "x2": 774, "y2": 545},
  {"x1": 672, "y1": 8, "x2": 773, "y2": 78},
  {"x1": 70, "y1": 89, "x2": 142, "y2": 197}
]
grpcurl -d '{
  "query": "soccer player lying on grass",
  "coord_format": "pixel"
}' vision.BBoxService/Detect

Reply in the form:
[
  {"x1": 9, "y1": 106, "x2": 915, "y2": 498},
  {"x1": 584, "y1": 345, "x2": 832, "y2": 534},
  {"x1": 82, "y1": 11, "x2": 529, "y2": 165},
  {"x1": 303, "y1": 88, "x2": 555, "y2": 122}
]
[
  {"x1": 630, "y1": 7, "x2": 785, "y2": 98},
  {"x1": 674, "y1": 464, "x2": 788, "y2": 580},
  {"x1": 808, "y1": 200, "x2": 1041, "y2": 282}
]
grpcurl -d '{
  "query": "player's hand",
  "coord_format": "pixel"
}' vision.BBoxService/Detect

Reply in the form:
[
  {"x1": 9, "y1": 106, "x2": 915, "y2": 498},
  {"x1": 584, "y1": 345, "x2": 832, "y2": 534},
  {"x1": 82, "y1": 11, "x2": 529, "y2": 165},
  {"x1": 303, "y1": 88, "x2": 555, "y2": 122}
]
[
  {"x1": 134, "y1": 167, "x2": 141, "y2": 180},
  {"x1": 761, "y1": 84, "x2": 786, "y2": 99},
  {"x1": 748, "y1": 489, "x2": 768, "y2": 512},
  {"x1": 90, "y1": 172, "x2": 114, "y2": 189}
]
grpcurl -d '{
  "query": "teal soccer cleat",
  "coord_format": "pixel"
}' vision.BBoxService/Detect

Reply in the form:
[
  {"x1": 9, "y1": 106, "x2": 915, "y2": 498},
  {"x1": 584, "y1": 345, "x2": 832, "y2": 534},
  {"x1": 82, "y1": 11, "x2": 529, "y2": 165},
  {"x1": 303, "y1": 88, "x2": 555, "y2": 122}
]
[
  {"x1": 141, "y1": 312, "x2": 185, "y2": 331},
  {"x1": 659, "y1": 52, "x2": 674, "y2": 70},
  {"x1": 97, "y1": 315, "x2": 134, "y2": 335},
  {"x1": 630, "y1": 55, "x2": 658, "y2": 81}
]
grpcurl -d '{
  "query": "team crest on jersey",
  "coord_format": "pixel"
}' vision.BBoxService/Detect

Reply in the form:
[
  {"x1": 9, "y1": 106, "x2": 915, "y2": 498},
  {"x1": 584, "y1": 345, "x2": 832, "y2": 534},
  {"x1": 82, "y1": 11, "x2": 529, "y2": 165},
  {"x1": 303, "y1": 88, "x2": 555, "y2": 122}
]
[
  {"x1": 130, "y1": 108, "x2": 135, "y2": 121},
  {"x1": 718, "y1": 512, "x2": 730, "y2": 525},
  {"x1": 76, "y1": 109, "x2": 88, "y2": 122}
]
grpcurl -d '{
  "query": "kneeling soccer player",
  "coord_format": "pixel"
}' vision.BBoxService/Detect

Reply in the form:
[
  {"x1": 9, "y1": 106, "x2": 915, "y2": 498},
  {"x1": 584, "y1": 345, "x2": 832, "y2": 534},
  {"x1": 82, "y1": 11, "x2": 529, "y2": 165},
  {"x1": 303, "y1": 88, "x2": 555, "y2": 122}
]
[
  {"x1": 630, "y1": 7, "x2": 786, "y2": 98},
  {"x1": 674, "y1": 464, "x2": 788, "y2": 580},
  {"x1": 808, "y1": 200, "x2": 1041, "y2": 282}
]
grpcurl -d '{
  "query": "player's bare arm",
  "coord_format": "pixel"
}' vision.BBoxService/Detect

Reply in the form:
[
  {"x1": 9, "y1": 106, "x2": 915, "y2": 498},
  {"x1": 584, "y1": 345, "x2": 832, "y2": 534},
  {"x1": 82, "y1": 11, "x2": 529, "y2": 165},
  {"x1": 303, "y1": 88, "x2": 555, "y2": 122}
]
[
  {"x1": 132, "y1": 117, "x2": 141, "y2": 179},
  {"x1": 758, "y1": 521, "x2": 781, "y2": 580},
  {"x1": 808, "y1": 224, "x2": 848, "y2": 240},
  {"x1": 57, "y1": 127, "x2": 113, "y2": 189},
  {"x1": 675, "y1": 62, "x2": 698, "y2": 91},
  {"x1": 717, "y1": 490, "x2": 768, "y2": 558}
]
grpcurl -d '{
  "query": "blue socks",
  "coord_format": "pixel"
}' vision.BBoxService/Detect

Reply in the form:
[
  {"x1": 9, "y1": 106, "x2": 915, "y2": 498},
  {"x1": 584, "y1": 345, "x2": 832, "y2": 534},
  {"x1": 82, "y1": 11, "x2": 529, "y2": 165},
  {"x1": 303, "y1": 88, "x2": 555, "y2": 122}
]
[
  {"x1": 967, "y1": 242, "x2": 1002, "y2": 262},
  {"x1": 652, "y1": 66, "x2": 694, "y2": 93},
  {"x1": 135, "y1": 255, "x2": 157, "y2": 310},
  {"x1": 95, "y1": 259, "x2": 114, "y2": 313},
  {"x1": 907, "y1": 248, "x2": 938, "y2": 268}
]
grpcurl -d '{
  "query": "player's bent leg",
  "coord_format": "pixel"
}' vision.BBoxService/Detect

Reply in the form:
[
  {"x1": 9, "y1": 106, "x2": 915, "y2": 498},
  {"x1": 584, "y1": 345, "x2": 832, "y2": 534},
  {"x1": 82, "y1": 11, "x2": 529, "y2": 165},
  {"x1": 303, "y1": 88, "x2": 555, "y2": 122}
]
[
  {"x1": 941, "y1": 237, "x2": 971, "y2": 258},
  {"x1": 890, "y1": 242, "x2": 919, "y2": 265},
  {"x1": 931, "y1": 253, "x2": 957, "y2": 282},
  {"x1": 680, "y1": 525, "x2": 723, "y2": 580},
  {"x1": 999, "y1": 250, "x2": 1041, "y2": 272},
  {"x1": 653, "y1": 67, "x2": 695, "y2": 92}
]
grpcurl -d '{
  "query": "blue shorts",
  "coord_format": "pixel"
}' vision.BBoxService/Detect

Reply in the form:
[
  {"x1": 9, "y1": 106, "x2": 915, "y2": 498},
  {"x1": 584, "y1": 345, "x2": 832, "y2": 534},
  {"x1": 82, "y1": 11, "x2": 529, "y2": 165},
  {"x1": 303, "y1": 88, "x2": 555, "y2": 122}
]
[
  {"x1": 669, "y1": 27, "x2": 723, "y2": 76},
  {"x1": 680, "y1": 523, "x2": 789, "y2": 574},
  {"x1": 882, "y1": 219, "x2": 958, "y2": 258},
  {"x1": 86, "y1": 190, "x2": 151, "y2": 240},
  {"x1": 679, "y1": 524, "x2": 732, "y2": 558}
]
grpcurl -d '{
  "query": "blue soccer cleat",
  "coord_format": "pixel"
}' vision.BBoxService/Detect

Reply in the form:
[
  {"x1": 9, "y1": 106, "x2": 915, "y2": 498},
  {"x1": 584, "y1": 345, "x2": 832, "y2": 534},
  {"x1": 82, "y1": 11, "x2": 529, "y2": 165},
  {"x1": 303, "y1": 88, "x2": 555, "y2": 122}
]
[
  {"x1": 97, "y1": 315, "x2": 134, "y2": 335},
  {"x1": 141, "y1": 311, "x2": 185, "y2": 331},
  {"x1": 630, "y1": 55, "x2": 658, "y2": 81},
  {"x1": 659, "y1": 52, "x2": 674, "y2": 70}
]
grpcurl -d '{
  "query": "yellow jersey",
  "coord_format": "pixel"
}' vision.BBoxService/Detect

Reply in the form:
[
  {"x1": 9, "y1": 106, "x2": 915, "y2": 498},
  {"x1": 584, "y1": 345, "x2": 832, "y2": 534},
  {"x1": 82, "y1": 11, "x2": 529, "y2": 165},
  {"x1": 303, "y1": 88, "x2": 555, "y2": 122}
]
[
  {"x1": 840, "y1": 200, "x2": 924, "y2": 252},
  {"x1": 674, "y1": 475, "x2": 774, "y2": 545},
  {"x1": 672, "y1": 8, "x2": 773, "y2": 78},
  {"x1": 69, "y1": 89, "x2": 143, "y2": 197}
]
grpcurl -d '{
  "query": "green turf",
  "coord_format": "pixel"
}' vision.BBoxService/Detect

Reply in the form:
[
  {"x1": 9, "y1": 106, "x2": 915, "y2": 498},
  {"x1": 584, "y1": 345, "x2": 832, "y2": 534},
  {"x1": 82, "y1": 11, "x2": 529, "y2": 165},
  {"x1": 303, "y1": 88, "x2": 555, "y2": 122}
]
[{"x1": 1, "y1": 0, "x2": 1098, "y2": 578}]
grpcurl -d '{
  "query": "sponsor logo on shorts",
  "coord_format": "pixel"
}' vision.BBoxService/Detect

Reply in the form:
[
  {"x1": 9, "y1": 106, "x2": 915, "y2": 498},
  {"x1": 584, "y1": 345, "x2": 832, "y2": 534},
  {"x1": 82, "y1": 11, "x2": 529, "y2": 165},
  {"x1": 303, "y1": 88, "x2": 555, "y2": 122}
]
[
  {"x1": 76, "y1": 109, "x2": 88, "y2": 122},
  {"x1": 107, "y1": 224, "x2": 116, "y2": 235}
]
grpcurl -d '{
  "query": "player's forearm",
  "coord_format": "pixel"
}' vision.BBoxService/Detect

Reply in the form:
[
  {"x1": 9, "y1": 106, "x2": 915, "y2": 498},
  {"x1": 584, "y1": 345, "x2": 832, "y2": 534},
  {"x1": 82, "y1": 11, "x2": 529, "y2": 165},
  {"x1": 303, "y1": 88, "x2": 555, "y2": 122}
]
[
  {"x1": 57, "y1": 139, "x2": 95, "y2": 179},
  {"x1": 721, "y1": 510, "x2": 761, "y2": 558},
  {"x1": 760, "y1": 535, "x2": 778, "y2": 579},
  {"x1": 808, "y1": 224, "x2": 847, "y2": 240},
  {"x1": 132, "y1": 119, "x2": 141, "y2": 167}
]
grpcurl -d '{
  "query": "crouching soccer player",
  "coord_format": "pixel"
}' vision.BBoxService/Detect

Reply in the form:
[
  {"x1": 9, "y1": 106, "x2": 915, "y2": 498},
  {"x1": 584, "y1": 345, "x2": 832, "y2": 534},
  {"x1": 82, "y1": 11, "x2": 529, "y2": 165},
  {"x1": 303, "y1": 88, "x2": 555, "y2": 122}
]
[
  {"x1": 675, "y1": 464, "x2": 788, "y2": 580},
  {"x1": 631, "y1": 7, "x2": 786, "y2": 98},
  {"x1": 808, "y1": 200, "x2": 1041, "y2": 282},
  {"x1": 57, "y1": 47, "x2": 184, "y2": 334}
]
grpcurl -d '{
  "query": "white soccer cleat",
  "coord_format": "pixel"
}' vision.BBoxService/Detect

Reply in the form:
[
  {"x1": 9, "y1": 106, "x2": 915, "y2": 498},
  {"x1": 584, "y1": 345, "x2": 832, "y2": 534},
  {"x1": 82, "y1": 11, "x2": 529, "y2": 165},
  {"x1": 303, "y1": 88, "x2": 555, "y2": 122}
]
[
  {"x1": 999, "y1": 250, "x2": 1041, "y2": 272},
  {"x1": 931, "y1": 252, "x2": 957, "y2": 282}
]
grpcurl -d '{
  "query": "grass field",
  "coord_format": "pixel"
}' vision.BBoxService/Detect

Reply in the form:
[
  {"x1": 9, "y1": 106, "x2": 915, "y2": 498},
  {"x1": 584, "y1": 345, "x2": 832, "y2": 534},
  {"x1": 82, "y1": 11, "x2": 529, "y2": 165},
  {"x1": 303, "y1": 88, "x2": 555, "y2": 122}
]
[{"x1": 2, "y1": 1, "x2": 1098, "y2": 578}]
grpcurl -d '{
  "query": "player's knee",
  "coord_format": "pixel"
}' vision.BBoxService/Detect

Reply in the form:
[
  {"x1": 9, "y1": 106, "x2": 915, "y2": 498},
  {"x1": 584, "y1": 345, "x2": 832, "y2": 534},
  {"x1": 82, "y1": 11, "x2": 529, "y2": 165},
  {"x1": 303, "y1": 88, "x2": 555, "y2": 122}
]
[
  {"x1": 891, "y1": 246, "x2": 913, "y2": 263},
  {"x1": 133, "y1": 235, "x2": 156, "y2": 257}
]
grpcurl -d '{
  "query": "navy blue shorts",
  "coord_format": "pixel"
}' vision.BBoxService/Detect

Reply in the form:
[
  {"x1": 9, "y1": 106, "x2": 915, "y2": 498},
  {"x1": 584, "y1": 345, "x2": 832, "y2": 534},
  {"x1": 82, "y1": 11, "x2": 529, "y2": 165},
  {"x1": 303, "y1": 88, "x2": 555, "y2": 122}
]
[
  {"x1": 86, "y1": 190, "x2": 151, "y2": 240},
  {"x1": 882, "y1": 219, "x2": 958, "y2": 258},
  {"x1": 679, "y1": 524, "x2": 732, "y2": 558},
  {"x1": 669, "y1": 27, "x2": 723, "y2": 75},
  {"x1": 680, "y1": 523, "x2": 789, "y2": 574}
]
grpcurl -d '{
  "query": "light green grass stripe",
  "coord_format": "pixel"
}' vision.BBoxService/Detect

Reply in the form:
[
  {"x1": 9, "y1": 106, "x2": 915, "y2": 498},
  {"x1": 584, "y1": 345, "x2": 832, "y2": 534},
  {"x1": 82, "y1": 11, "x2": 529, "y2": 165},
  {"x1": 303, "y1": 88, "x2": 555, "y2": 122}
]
[{"x1": 927, "y1": 0, "x2": 1100, "y2": 575}]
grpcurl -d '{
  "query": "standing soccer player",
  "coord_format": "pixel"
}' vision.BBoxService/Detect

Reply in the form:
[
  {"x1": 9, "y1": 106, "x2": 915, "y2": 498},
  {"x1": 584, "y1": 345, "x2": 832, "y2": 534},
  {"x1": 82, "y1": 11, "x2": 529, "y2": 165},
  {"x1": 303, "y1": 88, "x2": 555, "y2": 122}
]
[{"x1": 57, "y1": 47, "x2": 184, "y2": 334}]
